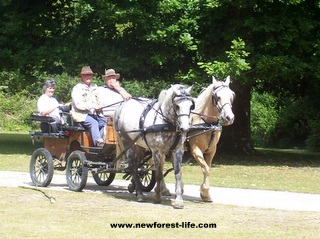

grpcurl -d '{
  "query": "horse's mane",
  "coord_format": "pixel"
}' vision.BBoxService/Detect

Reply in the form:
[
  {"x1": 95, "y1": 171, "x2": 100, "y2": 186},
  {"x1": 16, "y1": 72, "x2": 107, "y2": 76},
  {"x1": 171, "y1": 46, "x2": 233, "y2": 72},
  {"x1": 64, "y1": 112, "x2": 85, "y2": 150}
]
[
  {"x1": 194, "y1": 83, "x2": 215, "y2": 113},
  {"x1": 158, "y1": 89, "x2": 168, "y2": 105},
  {"x1": 195, "y1": 80, "x2": 229, "y2": 113}
]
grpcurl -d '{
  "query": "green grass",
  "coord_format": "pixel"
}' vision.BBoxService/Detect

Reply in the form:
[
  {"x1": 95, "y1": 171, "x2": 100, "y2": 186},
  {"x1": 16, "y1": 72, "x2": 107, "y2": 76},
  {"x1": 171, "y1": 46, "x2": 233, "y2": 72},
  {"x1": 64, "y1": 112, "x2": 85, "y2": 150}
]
[{"x1": 0, "y1": 133, "x2": 319, "y2": 193}]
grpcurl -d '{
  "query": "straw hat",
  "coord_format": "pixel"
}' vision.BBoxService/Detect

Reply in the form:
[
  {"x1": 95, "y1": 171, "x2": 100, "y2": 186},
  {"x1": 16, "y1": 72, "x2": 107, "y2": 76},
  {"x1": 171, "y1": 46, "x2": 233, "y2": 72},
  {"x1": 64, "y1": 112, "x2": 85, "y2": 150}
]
[
  {"x1": 79, "y1": 66, "x2": 95, "y2": 77},
  {"x1": 102, "y1": 69, "x2": 120, "y2": 80}
]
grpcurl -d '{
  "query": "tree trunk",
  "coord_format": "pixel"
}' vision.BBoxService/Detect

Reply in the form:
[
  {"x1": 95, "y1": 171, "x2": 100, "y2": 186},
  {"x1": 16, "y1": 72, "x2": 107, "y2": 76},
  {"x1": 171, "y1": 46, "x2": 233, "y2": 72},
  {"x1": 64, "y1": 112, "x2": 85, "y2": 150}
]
[{"x1": 217, "y1": 81, "x2": 254, "y2": 155}]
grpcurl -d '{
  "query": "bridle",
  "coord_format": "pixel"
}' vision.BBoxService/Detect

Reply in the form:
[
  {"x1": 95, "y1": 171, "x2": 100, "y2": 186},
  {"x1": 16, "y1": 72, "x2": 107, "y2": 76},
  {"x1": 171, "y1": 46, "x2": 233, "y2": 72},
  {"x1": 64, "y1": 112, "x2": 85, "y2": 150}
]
[
  {"x1": 152, "y1": 88, "x2": 194, "y2": 129},
  {"x1": 171, "y1": 93, "x2": 195, "y2": 119},
  {"x1": 211, "y1": 85, "x2": 233, "y2": 115}
]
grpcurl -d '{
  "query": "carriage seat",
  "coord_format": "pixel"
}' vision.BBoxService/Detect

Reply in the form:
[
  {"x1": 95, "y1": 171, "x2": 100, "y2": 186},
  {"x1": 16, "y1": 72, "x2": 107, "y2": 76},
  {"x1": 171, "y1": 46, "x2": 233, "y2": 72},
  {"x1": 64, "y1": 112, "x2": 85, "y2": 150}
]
[
  {"x1": 59, "y1": 105, "x2": 85, "y2": 132},
  {"x1": 29, "y1": 107, "x2": 85, "y2": 136}
]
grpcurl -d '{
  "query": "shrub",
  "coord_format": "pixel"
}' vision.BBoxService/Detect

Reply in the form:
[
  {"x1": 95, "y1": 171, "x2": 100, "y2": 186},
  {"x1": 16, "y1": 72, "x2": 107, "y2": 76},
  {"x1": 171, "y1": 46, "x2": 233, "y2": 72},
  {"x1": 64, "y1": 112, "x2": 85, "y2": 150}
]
[
  {"x1": 0, "y1": 91, "x2": 36, "y2": 132},
  {"x1": 250, "y1": 90, "x2": 278, "y2": 147}
]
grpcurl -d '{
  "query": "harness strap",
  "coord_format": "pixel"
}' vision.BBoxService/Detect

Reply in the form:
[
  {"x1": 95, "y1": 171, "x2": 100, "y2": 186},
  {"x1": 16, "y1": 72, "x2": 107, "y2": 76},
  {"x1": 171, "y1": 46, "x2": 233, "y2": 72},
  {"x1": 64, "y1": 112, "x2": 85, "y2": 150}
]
[
  {"x1": 187, "y1": 123, "x2": 222, "y2": 152},
  {"x1": 139, "y1": 99, "x2": 158, "y2": 129},
  {"x1": 168, "y1": 132, "x2": 182, "y2": 155}
]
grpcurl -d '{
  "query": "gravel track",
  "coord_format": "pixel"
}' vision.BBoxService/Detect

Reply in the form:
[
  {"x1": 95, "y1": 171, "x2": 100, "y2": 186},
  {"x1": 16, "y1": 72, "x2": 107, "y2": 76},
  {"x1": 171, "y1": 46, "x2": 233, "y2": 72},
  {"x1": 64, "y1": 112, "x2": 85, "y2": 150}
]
[{"x1": 1, "y1": 170, "x2": 319, "y2": 212}]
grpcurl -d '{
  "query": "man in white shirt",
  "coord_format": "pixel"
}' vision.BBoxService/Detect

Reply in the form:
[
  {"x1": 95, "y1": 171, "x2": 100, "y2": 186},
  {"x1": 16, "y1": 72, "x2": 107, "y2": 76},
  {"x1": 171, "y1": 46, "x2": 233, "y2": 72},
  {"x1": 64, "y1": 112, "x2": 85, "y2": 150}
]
[{"x1": 98, "y1": 69, "x2": 131, "y2": 117}]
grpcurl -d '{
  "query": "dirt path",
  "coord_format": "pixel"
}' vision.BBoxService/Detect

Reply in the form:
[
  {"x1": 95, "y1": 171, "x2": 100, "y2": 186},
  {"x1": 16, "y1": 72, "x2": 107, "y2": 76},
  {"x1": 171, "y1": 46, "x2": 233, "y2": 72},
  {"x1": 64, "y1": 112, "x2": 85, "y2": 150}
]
[{"x1": 1, "y1": 170, "x2": 319, "y2": 212}]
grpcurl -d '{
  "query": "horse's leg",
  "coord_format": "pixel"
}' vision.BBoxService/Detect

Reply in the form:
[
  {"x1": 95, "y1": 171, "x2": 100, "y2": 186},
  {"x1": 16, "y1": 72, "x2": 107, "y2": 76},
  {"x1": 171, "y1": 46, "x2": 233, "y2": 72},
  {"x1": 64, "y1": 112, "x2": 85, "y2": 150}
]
[
  {"x1": 201, "y1": 149, "x2": 216, "y2": 202},
  {"x1": 200, "y1": 133, "x2": 221, "y2": 202},
  {"x1": 127, "y1": 148, "x2": 145, "y2": 202},
  {"x1": 191, "y1": 145, "x2": 212, "y2": 202},
  {"x1": 159, "y1": 155, "x2": 172, "y2": 196},
  {"x1": 160, "y1": 178, "x2": 171, "y2": 196},
  {"x1": 172, "y1": 145, "x2": 184, "y2": 209},
  {"x1": 152, "y1": 151, "x2": 164, "y2": 204}
]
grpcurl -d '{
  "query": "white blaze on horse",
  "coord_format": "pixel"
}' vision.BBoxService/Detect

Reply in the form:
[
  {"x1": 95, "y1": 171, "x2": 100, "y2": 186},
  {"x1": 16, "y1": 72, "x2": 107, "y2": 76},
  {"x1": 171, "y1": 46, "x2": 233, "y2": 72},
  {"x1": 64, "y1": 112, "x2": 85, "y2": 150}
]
[
  {"x1": 188, "y1": 75, "x2": 235, "y2": 201},
  {"x1": 114, "y1": 84, "x2": 194, "y2": 209}
]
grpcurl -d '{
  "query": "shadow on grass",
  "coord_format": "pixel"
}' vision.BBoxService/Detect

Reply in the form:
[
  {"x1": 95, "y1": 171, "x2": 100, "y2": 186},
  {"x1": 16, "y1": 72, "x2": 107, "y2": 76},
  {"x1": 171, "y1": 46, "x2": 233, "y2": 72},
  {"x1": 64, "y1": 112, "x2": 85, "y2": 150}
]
[
  {"x1": 183, "y1": 147, "x2": 320, "y2": 168},
  {"x1": 2, "y1": 133, "x2": 319, "y2": 168},
  {"x1": 0, "y1": 133, "x2": 41, "y2": 155}
]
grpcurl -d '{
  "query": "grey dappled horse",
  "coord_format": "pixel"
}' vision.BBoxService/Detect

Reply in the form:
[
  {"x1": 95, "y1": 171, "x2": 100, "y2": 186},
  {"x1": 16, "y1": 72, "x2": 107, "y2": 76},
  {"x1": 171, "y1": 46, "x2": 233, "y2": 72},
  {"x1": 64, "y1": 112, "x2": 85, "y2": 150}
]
[{"x1": 114, "y1": 84, "x2": 194, "y2": 208}]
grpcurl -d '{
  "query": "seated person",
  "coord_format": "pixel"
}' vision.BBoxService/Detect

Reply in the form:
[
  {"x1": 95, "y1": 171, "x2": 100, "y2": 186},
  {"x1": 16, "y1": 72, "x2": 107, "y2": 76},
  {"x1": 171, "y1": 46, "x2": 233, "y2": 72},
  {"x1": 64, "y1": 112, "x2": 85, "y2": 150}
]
[
  {"x1": 37, "y1": 78, "x2": 65, "y2": 132},
  {"x1": 98, "y1": 68, "x2": 131, "y2": 117},
  {"x1": 71, "y1": 66, "x2": 106, "y2": 147}
]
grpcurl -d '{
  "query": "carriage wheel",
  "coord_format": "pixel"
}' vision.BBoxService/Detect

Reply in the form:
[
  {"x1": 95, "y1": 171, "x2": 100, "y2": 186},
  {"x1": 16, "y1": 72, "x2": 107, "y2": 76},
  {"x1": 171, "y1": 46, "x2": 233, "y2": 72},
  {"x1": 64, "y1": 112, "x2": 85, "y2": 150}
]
[
  {"x1": 66, "y1": 150, "x2": 88, "y2": 192},
  {"x1": 127, "y1": 169, "x2": 155, "y2": 193},
  {"x1": 139, "y1": 164, "x2": 156, "y2": 192},
  {"x1": 29, "y1": 148, "x2": 54, "y2": 187},
  {"x1": 92, "y1": 172, "x2": 116, "y2": 186}
]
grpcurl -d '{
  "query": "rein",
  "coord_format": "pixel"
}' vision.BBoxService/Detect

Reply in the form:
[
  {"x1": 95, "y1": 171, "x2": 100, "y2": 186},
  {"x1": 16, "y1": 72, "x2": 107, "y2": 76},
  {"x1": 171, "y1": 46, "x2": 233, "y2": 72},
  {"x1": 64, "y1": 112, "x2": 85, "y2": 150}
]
[{"x1": 100, "y1": 100, "x2": 124, "y2": 109}]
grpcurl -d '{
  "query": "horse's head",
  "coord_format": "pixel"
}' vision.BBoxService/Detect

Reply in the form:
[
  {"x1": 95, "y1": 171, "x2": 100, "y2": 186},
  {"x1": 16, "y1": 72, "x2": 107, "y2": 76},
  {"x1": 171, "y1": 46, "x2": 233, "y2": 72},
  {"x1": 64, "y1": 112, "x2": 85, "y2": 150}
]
[
  {"x1": 166, "y1": 84, "x2": 194, "y2": 132},
  {"x1": 212, "y1": 76, "x2": 235, "y2": 126}
]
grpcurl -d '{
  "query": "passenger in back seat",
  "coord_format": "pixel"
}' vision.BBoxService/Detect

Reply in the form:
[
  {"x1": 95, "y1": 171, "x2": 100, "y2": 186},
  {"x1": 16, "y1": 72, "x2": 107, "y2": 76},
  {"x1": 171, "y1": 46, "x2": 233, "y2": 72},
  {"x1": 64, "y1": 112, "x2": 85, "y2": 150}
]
[{"x1": 37, "y1": 78, "x2": 67, "y2": 132}]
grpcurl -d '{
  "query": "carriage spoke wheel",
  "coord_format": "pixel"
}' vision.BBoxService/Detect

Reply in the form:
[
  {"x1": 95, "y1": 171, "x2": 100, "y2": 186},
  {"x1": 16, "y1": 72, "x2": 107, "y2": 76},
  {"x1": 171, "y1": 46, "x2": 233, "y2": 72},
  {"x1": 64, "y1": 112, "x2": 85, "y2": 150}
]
[
  {"x1": 139, "y1": 164, "x2": 156, "y2": 192},
  {"x1": 92, "y1": 171, "x2": 116, "y2": 186},
  {"x1": 30, "y1": 148, "x2": 54, "y2": 187},
  {"x1": 66, "y1": 150, "x2": 88, "y2": 192}
]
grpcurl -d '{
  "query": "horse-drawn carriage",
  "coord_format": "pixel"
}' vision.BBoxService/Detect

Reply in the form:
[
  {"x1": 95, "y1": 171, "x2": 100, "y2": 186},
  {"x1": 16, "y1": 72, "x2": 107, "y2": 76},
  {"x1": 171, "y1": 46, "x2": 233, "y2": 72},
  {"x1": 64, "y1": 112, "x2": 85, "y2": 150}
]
[
  {"x1": 29, "y1": 77, "x2": 235, "y2": 209},
  {"x1": 29, "y1": 109, "x2": 156, "y2": 193}
]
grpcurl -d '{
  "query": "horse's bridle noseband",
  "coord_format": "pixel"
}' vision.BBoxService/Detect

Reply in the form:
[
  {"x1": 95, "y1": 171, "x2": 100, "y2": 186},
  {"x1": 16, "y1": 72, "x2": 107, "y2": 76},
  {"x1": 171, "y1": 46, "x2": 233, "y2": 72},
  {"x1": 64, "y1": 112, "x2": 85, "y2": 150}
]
[
  {"x1": 212, "y1": 85, "x2": 233, "y2": 114},
  {"x1": 172, "y1": 93, "x2": 195, "y2": 119}
]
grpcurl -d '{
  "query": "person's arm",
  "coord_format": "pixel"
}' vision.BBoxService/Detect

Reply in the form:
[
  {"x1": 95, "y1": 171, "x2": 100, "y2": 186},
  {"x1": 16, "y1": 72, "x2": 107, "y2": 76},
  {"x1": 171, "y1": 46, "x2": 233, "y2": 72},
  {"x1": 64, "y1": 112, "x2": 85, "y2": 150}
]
[
  {"x1": 39, "y1": 105, "x2": 61, "y2": 116},
  {"x1": 111, "y1": 80, "x2": 132, "y2": 99},
  {"x1": 37, "y1": 96, "x2": 61, "y2": 116}
]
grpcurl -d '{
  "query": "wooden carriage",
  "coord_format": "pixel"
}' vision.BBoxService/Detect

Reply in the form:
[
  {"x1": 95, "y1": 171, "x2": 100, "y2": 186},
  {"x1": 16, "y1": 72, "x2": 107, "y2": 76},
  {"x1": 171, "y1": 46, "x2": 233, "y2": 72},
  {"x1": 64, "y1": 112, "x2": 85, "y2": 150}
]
[{"x1": 28, "y1": 110, "x2": 155, "y2": 192}]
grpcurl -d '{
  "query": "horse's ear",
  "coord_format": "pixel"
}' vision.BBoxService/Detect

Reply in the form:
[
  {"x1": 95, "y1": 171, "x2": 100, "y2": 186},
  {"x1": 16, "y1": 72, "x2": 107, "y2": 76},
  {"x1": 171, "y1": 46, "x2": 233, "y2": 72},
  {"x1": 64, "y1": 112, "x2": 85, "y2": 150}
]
[
  {"x1": 225, "y1": 76, "x2": 230, "y2": 86},
  {"x1": 172, "y1": 85, "x2": 180, "y2": 95},
  {"x1": 212, "y1": 76, "x2": 217, "y2": 84},
  {"x1": 186, "y1": 85, "x2": 193, "y2": 94}
]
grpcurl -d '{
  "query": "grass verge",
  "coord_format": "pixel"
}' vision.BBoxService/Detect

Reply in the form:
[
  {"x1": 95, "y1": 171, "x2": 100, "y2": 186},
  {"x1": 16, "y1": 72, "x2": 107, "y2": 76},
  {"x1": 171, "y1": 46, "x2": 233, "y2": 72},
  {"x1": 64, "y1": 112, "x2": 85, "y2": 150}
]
[{"x1": 0, "y1": 187, "x2": 319, "y2": 239}]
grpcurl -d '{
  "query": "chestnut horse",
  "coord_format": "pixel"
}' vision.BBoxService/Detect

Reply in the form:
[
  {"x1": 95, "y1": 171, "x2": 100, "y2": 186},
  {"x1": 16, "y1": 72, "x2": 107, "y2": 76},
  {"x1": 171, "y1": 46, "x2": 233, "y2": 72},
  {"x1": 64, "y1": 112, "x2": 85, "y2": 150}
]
[{"x1": 188, "y1": 76, "x2": 235, "y2": 201}]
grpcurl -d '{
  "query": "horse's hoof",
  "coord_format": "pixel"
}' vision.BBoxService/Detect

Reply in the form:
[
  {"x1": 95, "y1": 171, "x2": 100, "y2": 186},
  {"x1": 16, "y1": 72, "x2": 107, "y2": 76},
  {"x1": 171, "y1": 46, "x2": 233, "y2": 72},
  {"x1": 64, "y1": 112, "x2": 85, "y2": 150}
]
[
  {"x1": 200, "y1": 190, "x2": 213, "y2": 202},
  {"x1": 174, "y1": 200, "x2": 184, "y2": 209},
  {"x1": 128, "y1": 183, "x2": 135, "y2": 193},
  {"x1": 153, "y1": 194, "x2": 162, "y2": 204},
  {"x1": 137, "y1": 194, "x2": 146, "y2": 202},
  {"x1": 161, "y1": 189, "x2": 171, "y2": 196},
  {"x1": 201, "y1": 196, "x2": 213, "y2": 202}
]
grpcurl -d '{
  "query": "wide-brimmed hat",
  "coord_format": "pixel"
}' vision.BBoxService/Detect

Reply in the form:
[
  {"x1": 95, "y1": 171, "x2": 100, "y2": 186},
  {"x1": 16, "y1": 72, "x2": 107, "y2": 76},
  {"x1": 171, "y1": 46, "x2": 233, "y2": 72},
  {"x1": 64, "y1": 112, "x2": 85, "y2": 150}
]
[
  {"x1": 102, "y1": 69, "x2": 120, "y2": 80},
  {"x1": 79, "y1": 66, "x2": 95, "y2": 77}
]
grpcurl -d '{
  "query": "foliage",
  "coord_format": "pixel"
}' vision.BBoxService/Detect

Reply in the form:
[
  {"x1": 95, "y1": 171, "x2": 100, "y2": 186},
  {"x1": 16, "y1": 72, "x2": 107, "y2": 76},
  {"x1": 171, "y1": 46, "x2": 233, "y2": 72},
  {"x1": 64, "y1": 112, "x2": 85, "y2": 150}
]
[
  {"x1": 0, "y1": 91, "x2": 36, "y2": 131},
  {"x1": 1, "y1": 0, "x2": 320, "y2": 151},
  {"x1": 305, "y1": 115, "x2": 320, "y2": 151},
  {"x1": 250, "y1": 90, "x2": 278, "y2": 147},
  {"x1": 51, "y1": 73, "x2": 81, "y2": 103},
  {"x1": 123, "y1": 78, "x2": 170, "y2": 98},
  {"x1": 198, "y1": 38, "x2": 251, "y2": 80}
]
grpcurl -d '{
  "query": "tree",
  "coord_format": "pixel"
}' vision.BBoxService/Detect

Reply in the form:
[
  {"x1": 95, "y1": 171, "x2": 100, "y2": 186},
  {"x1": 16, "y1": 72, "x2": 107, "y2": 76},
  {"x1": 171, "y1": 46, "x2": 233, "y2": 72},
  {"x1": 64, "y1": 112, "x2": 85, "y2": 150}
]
[{"x1": 1, "y1": 0, "x2": 320, "y2": 152}]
